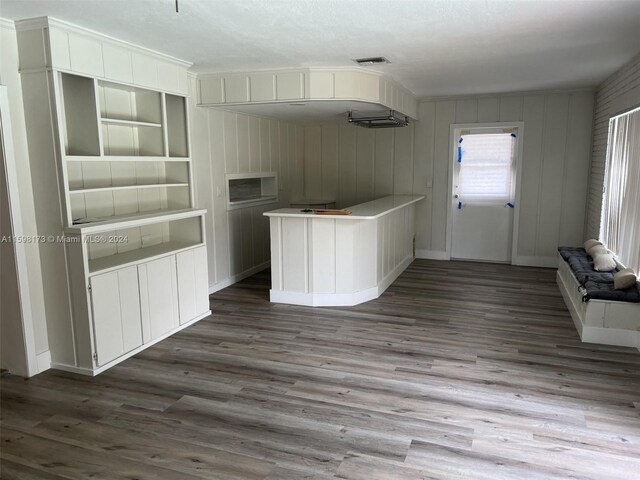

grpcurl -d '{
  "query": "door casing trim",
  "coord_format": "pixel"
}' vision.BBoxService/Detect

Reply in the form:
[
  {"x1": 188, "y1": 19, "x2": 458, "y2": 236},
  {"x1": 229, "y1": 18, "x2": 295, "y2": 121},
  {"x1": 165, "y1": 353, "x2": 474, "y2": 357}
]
[{"x1": 445, "y1": 122, "x2": 525, "y2": 263}]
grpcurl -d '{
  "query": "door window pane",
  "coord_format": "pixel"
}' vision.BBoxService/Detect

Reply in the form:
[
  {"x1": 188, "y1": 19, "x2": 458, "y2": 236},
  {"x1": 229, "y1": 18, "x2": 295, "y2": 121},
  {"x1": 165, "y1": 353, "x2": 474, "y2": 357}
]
[{"x1": 458, "y1": 133, "x2": 515, "y2": 201}]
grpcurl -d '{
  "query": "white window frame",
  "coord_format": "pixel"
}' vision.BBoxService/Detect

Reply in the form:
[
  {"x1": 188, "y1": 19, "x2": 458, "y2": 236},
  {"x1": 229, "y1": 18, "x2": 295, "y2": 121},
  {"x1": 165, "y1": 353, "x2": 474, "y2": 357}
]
[{"x1": 599, "y1": 105, "x2": 640, "y2": 274}]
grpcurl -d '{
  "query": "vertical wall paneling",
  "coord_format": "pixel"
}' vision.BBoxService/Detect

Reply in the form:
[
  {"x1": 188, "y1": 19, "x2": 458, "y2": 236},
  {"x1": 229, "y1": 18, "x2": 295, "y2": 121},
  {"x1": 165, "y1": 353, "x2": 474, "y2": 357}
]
[
  {"x1": 298, "y1": 90, "x2": 594, "y2": 265},
  {"x1": 455, "y1": 99, "x2": 478, "y2": 123},
  {"x1": 321, "y1": 124, "x2": 339, "y2": 201},
  {"x1": 293, "y1": 126, "x2": 305, "y2": 201},
  {"x1": 431, "y1": 101, "x2": 456, "y2": 253},
  {"x1": 536, "y1": 94, "x2": 569, "y2": 257},
  {"x1": 355, "y1": 128, "x2": 375, "y2": 203},
  {"x1": 517, "y1": 95, "x2": 545, "y2": 257},
  {"x1": 236, "y1": 114, "x2": 250, "y2": 173},
  {"x1": 392, "y1": 123, "x2": 414, "y2": 195},
  {"x1": 260, "y1": 118, "x2": 272, "y2": 172},
  {"x1": 248, "y1": 115, "x2": 260, "y2": 173},
  {"x1": 499, "y1": 96, "x2": 523, "y2": 121},
  {"x1": 338, "y1": 125, "x2": 357, "y2": 207},
  {"x1": 373, "y1": 129, "x2": 394, "y2": 198},
  {"x1": 188, "y1": 77, "x2": 216, "y2": 283},
  {"x1": 560, "y1": 92, "x2": 595, "y2": 246},
  {"x1": 477, "y1": 97, "x2": 500, "y2": 123},
  {"x1": 190, "y1": 80, "x2": 300, "y2": 290},
  {"x1": 413, "y1": 101, "x2": 435, "y2": 252},
  {"x1": 223, "y1": 112, "x2": 239, "y2": 174},
  {"x1": 304, "y1": 126, "x2": 322, "y2": 199}
]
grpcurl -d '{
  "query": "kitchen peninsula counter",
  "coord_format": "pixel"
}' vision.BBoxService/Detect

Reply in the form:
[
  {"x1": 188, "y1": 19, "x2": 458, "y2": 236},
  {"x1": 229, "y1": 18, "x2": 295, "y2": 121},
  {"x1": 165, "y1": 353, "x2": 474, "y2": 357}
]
[{"x1": 264, "y1": 195, "x2": 424, "y2": 306}]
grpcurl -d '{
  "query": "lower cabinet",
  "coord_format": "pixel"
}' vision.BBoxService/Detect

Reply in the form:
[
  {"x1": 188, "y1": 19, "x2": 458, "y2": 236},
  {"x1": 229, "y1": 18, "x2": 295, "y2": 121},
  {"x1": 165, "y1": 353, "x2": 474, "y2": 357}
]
[
  {"x1": 89, "y1": 266, "x2": 143, "y2": 366},
  {"x1": 138, "y1": 255, "x2": 180, "y2": 341},
  {"x1": 176, "y1": 246, "x2": 210, "y2": 325},
  {"x1": 87, "y1": 246, "x2": 209, "y2": 369}
]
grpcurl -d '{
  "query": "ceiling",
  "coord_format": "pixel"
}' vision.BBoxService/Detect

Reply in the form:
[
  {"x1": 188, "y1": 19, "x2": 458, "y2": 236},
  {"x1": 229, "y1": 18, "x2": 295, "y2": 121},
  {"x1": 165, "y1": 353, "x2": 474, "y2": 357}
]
[{"x1": 2, "y1": 0, "x2": 640, "y2": 98}]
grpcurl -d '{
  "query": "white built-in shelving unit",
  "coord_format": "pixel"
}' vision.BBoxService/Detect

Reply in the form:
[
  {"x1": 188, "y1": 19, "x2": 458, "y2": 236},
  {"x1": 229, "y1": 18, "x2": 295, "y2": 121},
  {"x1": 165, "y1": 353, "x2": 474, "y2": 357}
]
[{"x1": 16, "y1": 16, "x2": 210, "y2": 375}]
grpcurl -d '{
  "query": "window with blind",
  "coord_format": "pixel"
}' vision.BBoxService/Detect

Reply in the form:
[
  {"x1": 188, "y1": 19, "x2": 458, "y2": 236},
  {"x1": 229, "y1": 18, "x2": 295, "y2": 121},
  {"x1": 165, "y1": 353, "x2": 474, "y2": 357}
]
[
  {"x1": 600, "y1": 106, "x2": 640, "y2": 274},
  {"x1": 458, "y1": 133, "x2": 516, "y2": 202}
]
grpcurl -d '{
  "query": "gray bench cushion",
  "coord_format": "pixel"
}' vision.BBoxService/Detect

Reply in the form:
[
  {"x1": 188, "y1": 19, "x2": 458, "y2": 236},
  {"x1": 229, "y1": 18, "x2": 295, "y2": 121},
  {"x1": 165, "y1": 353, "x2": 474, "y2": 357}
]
[{"x1": 557, "y1": 247, "x2": 640, "y2": 303}]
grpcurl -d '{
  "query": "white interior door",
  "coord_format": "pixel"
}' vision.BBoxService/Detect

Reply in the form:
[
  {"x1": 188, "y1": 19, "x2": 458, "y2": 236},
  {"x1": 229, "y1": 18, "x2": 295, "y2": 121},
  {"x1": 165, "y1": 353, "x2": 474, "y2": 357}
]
[{"x1": 451, "y1": 128, "x2": 518, "y2": 262}]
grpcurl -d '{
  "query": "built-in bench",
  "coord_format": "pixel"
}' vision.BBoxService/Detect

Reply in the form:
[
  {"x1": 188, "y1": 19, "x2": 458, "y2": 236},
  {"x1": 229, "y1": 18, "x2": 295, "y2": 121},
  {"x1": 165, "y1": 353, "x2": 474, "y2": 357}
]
[{"x1": 556, "y1": 247, "x2": 640, "y2": 350}]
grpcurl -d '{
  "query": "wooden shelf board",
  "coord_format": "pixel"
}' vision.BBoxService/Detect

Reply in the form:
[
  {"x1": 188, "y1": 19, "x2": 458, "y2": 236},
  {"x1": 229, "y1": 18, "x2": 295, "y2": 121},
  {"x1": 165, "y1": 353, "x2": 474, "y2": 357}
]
[
  {"x1": 69, "y1": 183, "x2": 189, "y2": 194},
  {"x1": 65, "y1": 155, "x2": 190, "y2": 162},
  {"x1": 229, "y1": 196, "x2": 278, "y2": 206},
  {"x1": 67, "y1": 208, "x2": 206, "y2": 234},
  {"x1": 89, "y1": 241, "x2": 203, "y2": 274},
  {"x1": 101, "y1": 117, "x2": 162, "y2": 128}
]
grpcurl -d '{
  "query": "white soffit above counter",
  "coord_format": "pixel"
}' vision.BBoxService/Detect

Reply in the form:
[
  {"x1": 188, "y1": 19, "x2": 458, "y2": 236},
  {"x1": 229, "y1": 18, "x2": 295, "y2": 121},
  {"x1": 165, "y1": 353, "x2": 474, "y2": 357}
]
[
  {"x1": 1, "y1": 1, "x2": 639, "y2": 98},
  {"x1": 196, "y1": 68, "x2": 419, "y2": 121}
]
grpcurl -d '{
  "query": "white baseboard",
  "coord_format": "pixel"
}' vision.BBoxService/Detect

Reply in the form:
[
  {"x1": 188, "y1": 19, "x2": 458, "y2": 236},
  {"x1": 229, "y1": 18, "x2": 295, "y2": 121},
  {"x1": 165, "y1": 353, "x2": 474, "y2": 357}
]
[
  {"x1": 270, "y1": 286, "x2": 379, "y2": 307},
  {"x1": 36, "y1": 350, "x2": 51, "y2": 374},
  {"x1": 209, "y1": 261, "x2": 271, "y2": 294},
  {"x1": 513, "y1": 255, "x2": 557, "y2": 268},
  {"x1": 51, "y1": 310, "x2": 211, "y2": 376},
  {"x1": 415, "y1": 249, "x2": 449, "y2": 260}
]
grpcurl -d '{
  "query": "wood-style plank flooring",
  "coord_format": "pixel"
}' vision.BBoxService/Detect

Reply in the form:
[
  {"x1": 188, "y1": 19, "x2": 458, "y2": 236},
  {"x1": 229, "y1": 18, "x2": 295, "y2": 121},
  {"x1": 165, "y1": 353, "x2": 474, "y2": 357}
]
[{"x1": 2, "y1": 260, "x2": 640, "y2": 479}]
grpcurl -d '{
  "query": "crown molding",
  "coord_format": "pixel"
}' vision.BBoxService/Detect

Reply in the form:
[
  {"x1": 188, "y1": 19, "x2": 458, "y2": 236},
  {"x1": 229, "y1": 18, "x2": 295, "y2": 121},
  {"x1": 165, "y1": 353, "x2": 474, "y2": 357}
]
[
  {"x1": 14, "y1": 16, "x2": 192, "y2": 68},
  {"x1": 0, "y1": 17, "x2": 16, "y2": 30},
  {"x1": 418, "y1": 86, "x2": 597, "y2": 103}
]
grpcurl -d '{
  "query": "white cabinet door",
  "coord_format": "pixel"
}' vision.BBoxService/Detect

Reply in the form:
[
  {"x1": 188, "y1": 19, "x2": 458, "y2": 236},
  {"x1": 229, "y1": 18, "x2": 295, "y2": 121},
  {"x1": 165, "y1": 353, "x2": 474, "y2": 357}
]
[
  {"x1": 89, "y1": 266, "x2": 142, "y2": 366},
  {"x1": 138, "y1": 256, "x2": 179, "y2": 342},
  {"x1": 176, "y1": 246, "x2": 210, "y2": 324}
]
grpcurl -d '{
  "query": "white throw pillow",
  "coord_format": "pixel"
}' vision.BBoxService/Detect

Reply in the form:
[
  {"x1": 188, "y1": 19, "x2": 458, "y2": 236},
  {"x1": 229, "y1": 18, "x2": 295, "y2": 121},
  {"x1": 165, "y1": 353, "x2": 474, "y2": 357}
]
[
  {"x1": 588, "y1": 244, "x2": 609, "y2": 257},
  {"x1": 593, "y1": 253, "x2": 617, "y2": 272},
  {"x1": 583, "y1": 238, "x2": 602, "y2": 251},
  {"x1": 614, "y1": 268, "x2": 637, "y2": 290}
]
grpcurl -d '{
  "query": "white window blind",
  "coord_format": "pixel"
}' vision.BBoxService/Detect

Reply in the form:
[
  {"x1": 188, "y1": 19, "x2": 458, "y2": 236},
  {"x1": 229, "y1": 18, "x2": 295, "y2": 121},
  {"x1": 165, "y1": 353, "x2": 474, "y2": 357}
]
[
  {"x1": 458, "y1": 133, "x2": 515, "y2": 202},
  {"x1": 600, "y1": 106, "x2": 640, "y2": 274}
]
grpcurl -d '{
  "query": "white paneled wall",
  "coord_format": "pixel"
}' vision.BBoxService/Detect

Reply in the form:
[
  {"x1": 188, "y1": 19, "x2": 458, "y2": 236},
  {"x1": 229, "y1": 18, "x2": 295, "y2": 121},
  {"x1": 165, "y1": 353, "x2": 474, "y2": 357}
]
[
  {"x1": 585, "y1": 53, "x2": 640, "y2": 240},
  {"x1": 302, "y1": 91, "x2": 594, "y2": 266},
  {"x1": 0, "y1": 21, "x2": 49, "y2": 372},
  {"x1": 189, "y1": 77, "x2": 304, "y2": 291}
]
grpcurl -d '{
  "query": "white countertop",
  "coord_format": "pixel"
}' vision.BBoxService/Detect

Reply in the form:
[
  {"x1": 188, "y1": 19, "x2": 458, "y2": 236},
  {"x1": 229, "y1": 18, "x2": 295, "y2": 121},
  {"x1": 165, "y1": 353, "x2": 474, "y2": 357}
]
[{"x1": 264, "y1": 195, "x2": 424, "y2": 220}]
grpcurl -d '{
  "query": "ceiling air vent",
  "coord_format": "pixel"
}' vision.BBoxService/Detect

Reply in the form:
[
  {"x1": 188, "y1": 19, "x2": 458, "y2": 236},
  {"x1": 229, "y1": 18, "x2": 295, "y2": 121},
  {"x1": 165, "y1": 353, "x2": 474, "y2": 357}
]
[
  {"x1": 353, "y1": 56, "x2": 390, "y2": 66},
  {"x1": 348, "y1": 110, "x2": 409, "y2": 129}
]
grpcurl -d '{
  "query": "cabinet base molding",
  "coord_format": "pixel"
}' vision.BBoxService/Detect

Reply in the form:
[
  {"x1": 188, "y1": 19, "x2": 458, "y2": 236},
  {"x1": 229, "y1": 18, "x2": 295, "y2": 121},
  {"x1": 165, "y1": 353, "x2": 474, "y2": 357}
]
[
  {"x1": 270, "y1": 256, "x2": 413, "y2": 307},
  {"x1": 50, "y1": 310, "x2": 211, "y2": 376}
]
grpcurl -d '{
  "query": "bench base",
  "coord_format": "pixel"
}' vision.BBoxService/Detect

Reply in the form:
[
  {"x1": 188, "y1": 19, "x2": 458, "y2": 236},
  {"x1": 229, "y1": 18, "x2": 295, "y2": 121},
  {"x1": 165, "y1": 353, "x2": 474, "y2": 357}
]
[{"x1": 557, "y1": 255, "x2": 640, "y2": 351}]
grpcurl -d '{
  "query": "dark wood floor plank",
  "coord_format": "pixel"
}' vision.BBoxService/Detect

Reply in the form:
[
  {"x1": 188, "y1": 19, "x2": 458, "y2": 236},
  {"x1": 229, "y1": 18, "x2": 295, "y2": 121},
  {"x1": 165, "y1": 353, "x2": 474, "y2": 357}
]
[
  {"x1": 32, "y1": 415, "x2": 274, "y2": 480},
  {"x1": 2, "y1": 259, "x2": 639, "y2": 479}
]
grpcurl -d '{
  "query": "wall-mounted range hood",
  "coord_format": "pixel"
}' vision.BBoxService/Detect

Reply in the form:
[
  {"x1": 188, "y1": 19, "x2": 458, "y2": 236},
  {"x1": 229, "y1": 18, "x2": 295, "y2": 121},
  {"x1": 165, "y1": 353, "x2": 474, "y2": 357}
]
[{"x1": 347, "y1": 110, "x2": 409, "y2": 128}]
